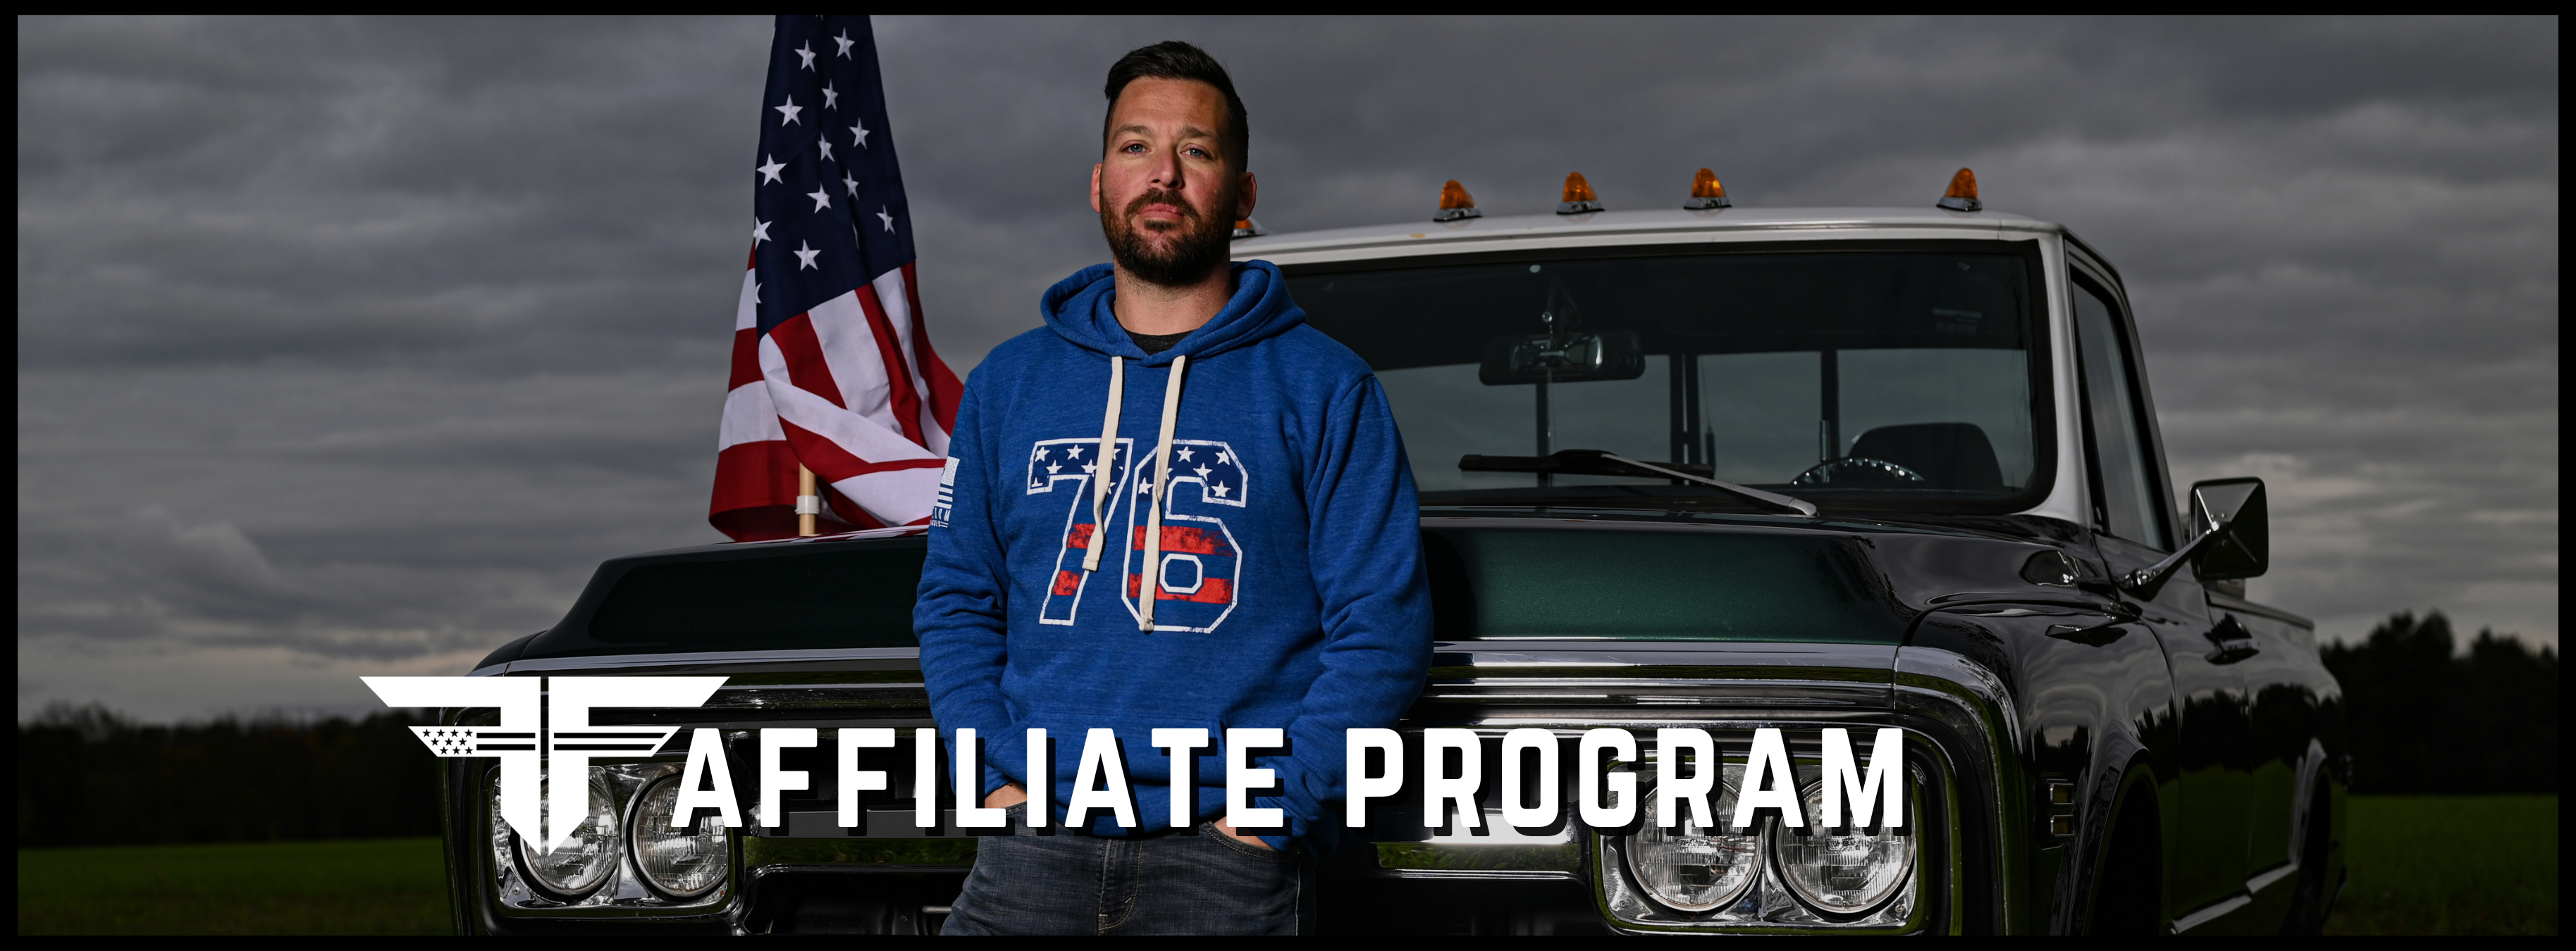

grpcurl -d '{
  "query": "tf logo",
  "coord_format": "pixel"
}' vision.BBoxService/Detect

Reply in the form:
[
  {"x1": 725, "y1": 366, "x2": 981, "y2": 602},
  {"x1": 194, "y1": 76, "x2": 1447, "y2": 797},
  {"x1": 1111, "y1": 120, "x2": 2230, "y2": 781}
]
[{"x1": 363, "y1": 676, "x2": 727, "y2": 852}]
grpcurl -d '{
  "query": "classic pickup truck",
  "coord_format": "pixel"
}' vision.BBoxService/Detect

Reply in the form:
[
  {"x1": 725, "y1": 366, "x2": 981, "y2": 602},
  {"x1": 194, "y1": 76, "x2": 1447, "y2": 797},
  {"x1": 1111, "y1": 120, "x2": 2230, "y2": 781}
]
[{"x1": 438, "y1": 170, "x2": 2346, "y2": 935}]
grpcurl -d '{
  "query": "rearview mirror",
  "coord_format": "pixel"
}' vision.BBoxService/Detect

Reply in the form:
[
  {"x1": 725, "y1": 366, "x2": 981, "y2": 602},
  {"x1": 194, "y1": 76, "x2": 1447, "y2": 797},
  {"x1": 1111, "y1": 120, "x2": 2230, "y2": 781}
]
[
  {"x1": 2188, "y1": 478, "x2": 2268, "y2": 580},
  {"x1": 1478, "y1": 330, "x2": 1646, "y2": 385}
]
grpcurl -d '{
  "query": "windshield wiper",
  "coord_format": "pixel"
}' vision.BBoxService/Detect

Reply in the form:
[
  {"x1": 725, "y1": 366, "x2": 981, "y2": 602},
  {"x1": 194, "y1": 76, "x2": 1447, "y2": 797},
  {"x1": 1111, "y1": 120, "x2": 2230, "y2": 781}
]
[{"x1": 1458, "y1": 449, "x2": 1820, "y2": 517}]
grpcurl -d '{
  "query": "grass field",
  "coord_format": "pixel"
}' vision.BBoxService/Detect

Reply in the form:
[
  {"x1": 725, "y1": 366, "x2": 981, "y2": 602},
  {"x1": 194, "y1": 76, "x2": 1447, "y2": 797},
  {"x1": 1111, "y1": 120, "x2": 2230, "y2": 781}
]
[
  {"x1": 17, "y1": 838, "x2": 449, "y2": 935},
  {"x1": 17, "y1": 795, "x2": 2559, "y2": 934},
  {"x1": 2324, "y1": 794, "x2": 2558, "y2": 936}
]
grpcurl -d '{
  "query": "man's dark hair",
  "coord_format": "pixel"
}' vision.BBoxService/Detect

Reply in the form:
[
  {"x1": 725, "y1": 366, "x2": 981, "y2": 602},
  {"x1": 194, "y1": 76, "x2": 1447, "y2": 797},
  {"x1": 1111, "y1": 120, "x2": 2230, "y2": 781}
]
[{"x1": 1102, "y1": 41, "x2": 1250, "y2": 171}]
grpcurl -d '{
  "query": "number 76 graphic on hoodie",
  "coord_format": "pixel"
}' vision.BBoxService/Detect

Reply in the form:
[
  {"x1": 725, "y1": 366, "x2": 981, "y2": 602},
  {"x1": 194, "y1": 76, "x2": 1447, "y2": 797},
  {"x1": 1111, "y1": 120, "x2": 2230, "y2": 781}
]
[{"x1": 1033, "y1": 436, "x2": 1247, "y2": 633}]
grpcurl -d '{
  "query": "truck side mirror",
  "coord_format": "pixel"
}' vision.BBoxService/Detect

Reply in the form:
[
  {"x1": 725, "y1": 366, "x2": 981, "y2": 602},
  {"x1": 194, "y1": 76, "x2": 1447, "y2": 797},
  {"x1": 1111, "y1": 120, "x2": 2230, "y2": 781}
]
[
  {"x1": 2188, "y1": 478, "x2": 2268, "y2": 580},
  {"x1": 2121, "y1": 476, "x2": 2272, "y2": 599}
]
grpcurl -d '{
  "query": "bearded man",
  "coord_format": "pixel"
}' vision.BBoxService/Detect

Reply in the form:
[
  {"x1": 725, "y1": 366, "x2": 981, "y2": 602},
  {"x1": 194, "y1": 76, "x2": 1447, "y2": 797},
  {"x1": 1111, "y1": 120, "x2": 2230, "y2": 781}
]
[{"x1": 913, "y1": 41, "x2": 1432, "y2": 935}]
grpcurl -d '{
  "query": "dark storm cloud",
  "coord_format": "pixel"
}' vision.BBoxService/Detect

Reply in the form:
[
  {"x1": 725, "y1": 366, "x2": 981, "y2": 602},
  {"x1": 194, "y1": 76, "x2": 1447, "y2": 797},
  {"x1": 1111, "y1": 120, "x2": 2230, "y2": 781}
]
[{"x1": 16, "y1": 15, "x2": 2556, "y2": 719}]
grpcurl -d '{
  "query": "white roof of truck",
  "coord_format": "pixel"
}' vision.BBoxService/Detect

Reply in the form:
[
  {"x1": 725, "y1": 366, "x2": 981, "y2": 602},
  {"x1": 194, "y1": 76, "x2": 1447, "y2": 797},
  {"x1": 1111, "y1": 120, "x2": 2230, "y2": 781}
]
[{"x1": 1233, "y1": 206, "x2": 2066, "y2": 268}]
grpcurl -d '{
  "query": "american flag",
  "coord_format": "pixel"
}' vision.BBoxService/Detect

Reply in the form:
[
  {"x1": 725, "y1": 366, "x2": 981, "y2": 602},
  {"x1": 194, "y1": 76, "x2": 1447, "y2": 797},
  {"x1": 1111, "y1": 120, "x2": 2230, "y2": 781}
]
[{"x1": 710, "y1": 15, "x2": 962, "y2": 540}]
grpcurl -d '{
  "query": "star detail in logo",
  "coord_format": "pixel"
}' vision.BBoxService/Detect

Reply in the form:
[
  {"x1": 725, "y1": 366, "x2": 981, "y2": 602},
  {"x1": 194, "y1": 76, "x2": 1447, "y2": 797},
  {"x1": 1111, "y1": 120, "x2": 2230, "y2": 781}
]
[
  {"x1": 794, "y1": 241, "x2": 822, "y2": 270},
  {"x1": 752, "y1": 219, "x2": 772, "y2": 246},
  {"x1": 1211, "y1": 482, "x2": 1231, "y2": 498},
  {"x1": 1047, "y1": 462, "x2": 1062, "y2": 474},
  {"x1": 808, "y1": 187, "x2": 832, "y2": 213},
  {"x1": 877, "y1": 206, "x2": 896, "y2": 232},
  {"x1": 821, "y1": 82, "x2": 839, "y2": 109},
  {"x1": 775, "y1": 95, "x2": 803, "y2": 126},
  {"x1": 795, "y1": 42, "x2": 818, "y2": 70},
  {"x1": 833, "y1": 30, "x2": 856, "y2": 58},
  {"x1": 757, "y1": 154, "x2": 787, "y2": 185},
  {"x1": 366, "y1": 676, "x2": 718, "y2": 852},
  {"x1": 1213, "y1": 451, "x2": 1231, "y2": 465},
  {"x1": 1175, "y1": 447, "x2": 1195, "y2": 462},
  {"x1": 851, "y1": 120, "x2": 870, "y2": 149},
  {"x1": 1065, "y1": 445, "x2": 1084, "y2": 458},
  {"x1": 1032, "y1": 446, "x2": 1049, "y2": 461},
  {"x1": 1195, "y1": 465, "x2": 1212, "y2": 479}
]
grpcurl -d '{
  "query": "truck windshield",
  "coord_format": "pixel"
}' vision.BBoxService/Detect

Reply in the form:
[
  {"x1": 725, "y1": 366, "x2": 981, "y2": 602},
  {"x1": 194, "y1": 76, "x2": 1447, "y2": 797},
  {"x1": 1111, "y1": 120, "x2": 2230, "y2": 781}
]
[{"x1": 1290, "y1": 247, "x2": 2045, "y2": 511}]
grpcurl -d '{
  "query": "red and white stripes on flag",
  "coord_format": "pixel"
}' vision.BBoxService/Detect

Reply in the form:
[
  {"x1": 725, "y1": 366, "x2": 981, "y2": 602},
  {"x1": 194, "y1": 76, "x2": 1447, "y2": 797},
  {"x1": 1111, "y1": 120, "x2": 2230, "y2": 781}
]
[{"x1": 710, "y1": 258, "x2": 962, "y2": 541}]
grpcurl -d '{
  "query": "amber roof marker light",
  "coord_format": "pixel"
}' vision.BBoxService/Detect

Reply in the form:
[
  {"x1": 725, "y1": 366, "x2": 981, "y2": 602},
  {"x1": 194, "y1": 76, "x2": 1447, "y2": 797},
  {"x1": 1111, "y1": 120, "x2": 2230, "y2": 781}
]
[
  {"x1": 1433, "y1": 180, "x2": 1482, "y2": 223},
  {"x1": 1231, "y1": 217, "x2": 1267, "y2": 240},
  {"x1": 1557, "y1": 173, "x2": 1603, "y2": 214},
  {"x1": 1684, "y1": 168, "x2": 1731, "y2": 210},
  {"x1": 1937, "y1": 168, "x2": 1982, "y2": 213}
]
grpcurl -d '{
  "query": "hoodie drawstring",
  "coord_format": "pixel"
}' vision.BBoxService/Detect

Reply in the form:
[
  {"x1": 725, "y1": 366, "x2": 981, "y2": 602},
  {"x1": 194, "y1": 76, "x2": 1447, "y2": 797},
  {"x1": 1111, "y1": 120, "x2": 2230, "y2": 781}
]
[
  {"x1": 1078, "y1": 354, "x2": 1188, "y2": 632},
  {"x1": 1080, "y1": 358, "x2": 1123, "y2": 573},
  {"x1": 1139, "y1": 354, "x2": 1187, "y2": 630}
]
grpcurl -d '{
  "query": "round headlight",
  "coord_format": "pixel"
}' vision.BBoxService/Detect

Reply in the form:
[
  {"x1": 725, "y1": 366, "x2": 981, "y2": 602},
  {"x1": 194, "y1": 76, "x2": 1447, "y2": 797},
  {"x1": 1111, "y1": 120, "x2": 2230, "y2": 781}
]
[
  {"x1": 488, "y1": 776, "x2": 513, "y2": 888},
  {"x1": 1625, "y1": 767, "x2": 1763, "y2": 913},
  {"x1": 628, "y1": 773, "x2": 727, "y2": 899},
  {"x1": 512, "y1": 767, "x2": 622, "y2": 900},
  {"x1": 1775, "y1": 781, "x2": 1914, "y2": 914}
]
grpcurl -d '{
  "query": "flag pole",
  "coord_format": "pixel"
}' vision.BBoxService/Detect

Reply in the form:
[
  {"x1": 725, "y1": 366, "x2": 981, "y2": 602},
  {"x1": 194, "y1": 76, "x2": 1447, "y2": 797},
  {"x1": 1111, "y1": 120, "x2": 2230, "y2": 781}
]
[{"x1": 797, "y1": 465, "x2": 819, "y2": 537}]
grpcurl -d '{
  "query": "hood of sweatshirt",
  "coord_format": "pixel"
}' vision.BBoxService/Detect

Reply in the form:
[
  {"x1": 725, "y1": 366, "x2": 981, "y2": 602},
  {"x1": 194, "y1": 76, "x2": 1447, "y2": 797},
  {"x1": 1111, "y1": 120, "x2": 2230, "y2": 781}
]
[{"x1": 1039, "y1": 260, "x2": 1307, "y2": 365}]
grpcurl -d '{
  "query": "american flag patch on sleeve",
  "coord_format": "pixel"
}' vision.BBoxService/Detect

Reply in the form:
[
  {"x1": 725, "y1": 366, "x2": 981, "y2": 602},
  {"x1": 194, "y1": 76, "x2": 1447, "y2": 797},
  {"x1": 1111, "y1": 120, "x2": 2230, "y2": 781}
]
[{"x1": 931, "y1": 456, "x2": 959, "y2": 527}]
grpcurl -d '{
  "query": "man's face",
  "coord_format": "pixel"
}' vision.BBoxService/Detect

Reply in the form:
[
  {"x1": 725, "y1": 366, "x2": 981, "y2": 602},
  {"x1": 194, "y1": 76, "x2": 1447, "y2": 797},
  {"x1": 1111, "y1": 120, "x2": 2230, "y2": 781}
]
[{"x1": 1091, "y1": 77, "x2": 1257, "y2": 289}]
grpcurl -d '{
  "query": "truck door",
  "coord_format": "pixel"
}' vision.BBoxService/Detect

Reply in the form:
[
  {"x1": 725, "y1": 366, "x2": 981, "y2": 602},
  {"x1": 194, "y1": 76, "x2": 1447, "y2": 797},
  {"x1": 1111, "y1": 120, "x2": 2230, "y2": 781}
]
[
  {"x1": 2070, "y1": 273, "x2": 2251, "y2": 924},
  {"x1": 2207, "y1": 595, "x2": 2315, "y2": 928}
]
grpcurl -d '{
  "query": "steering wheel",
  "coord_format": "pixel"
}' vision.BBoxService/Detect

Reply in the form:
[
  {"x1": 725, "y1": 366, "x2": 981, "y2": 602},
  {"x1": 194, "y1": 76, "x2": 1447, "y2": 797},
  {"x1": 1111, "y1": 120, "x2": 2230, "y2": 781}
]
[{"x1": 1792, "y1": 456, "x2": 1928, "y2": 488}]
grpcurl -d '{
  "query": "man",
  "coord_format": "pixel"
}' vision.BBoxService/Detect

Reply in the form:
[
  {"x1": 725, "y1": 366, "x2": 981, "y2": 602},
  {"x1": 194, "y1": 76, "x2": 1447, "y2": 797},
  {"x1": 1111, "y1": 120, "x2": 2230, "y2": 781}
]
[{"x1": 914, "y1": 42, "x2": 1431, "y2": 935}]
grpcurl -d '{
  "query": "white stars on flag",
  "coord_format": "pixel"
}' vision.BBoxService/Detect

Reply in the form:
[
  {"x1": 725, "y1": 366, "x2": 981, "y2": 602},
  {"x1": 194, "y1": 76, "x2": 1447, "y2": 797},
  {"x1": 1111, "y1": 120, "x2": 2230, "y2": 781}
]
[{"x1": 718, "y1": 18, "x2": 965, "y2": 537}]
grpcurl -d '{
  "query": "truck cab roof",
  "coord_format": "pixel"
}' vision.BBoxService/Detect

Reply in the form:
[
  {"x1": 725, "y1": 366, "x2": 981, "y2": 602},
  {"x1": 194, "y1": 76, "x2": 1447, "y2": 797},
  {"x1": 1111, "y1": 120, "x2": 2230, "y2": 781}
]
[{"x1": 1235, "y1": 206, "x2": 2064, "y2": 267}]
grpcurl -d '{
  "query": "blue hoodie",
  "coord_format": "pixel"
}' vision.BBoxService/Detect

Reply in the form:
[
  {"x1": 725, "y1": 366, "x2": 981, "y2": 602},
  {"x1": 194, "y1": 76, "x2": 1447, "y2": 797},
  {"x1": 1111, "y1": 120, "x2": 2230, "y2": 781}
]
[{"x1": 915, "y1": 260, "x2": 1431, "y2": 854}]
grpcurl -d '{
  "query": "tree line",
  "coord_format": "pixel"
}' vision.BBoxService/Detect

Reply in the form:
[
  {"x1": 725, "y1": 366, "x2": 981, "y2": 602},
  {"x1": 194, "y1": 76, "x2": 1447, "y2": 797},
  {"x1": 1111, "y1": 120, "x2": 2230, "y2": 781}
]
[
  {"x1": 14, "y1": 609, "x2": 2557, "y2": 847},
  {"x1": 16, "y1": 705, "x2": 440, "y2": 847},
  {"x1": 2320, "y1": 610, "x2": 2558, "y2": 794}
]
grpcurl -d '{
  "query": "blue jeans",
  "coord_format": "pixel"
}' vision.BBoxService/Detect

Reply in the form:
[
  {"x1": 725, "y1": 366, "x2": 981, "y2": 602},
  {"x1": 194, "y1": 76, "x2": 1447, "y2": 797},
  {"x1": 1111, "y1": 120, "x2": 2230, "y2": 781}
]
[{"x1": 941, "y1": 804, "x2": 1313, "y2": 935}]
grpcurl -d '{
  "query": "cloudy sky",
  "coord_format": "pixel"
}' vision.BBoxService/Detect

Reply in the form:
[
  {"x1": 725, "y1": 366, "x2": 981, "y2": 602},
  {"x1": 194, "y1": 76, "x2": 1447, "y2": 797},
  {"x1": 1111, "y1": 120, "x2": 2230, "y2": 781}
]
[{"x1": 17, "y1": 16, "x2": 2557, "y2": 721}]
